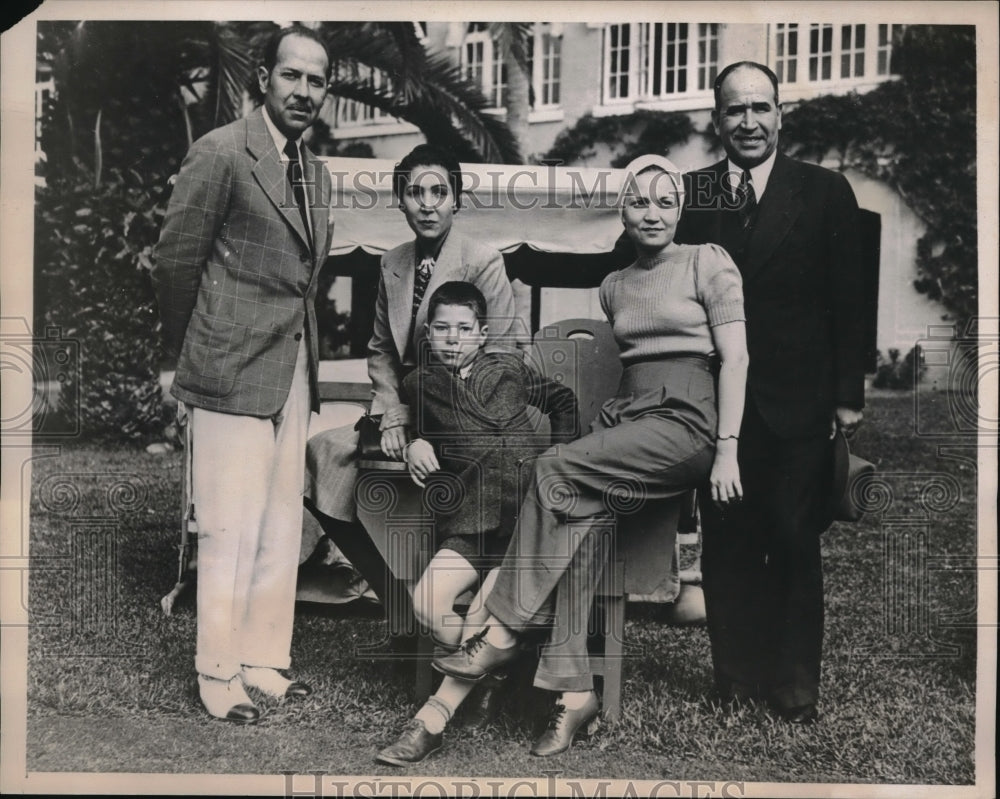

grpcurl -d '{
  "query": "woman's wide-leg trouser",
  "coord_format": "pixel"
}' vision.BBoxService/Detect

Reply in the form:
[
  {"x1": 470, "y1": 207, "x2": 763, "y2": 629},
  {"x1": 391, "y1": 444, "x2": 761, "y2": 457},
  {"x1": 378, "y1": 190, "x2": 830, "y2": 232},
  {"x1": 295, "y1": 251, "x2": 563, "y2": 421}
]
[{"x1": 485, "y1": 358, "x2": 717, "y2": 691}]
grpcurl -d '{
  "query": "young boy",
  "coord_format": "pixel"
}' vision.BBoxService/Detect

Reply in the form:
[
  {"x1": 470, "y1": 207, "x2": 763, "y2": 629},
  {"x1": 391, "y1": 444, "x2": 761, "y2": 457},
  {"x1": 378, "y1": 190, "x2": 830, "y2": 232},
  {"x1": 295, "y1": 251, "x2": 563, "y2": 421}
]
[
  {"x1": 303, "y1": 144, "x2": 527, "y2": 601},
  {"x1": 376, "y1": 281, "x2": 578, "y2": 766}
]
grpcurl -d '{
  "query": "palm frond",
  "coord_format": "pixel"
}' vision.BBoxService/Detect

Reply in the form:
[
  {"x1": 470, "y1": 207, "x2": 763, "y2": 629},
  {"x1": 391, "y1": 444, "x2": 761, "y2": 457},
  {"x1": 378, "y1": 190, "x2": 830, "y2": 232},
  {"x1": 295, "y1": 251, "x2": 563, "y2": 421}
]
[
  {"x1": 210, "y1": 23, "x2": 255, "y2": 127},
  {"x1": 358, "y1": 20, "x2": 426, "y2": 104},
  {"x1": 324, "y1": 25, "x2": 521, "y2": 163}
]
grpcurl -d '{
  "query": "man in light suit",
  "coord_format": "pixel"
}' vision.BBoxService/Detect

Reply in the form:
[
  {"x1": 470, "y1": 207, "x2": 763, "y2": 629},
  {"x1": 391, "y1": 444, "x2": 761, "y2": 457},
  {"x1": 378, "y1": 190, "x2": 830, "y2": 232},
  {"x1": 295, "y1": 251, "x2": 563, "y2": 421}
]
[
  {"x1": 304, "y1": 144, "x2": 528, "y2": 603},
  {"x1": 674, "y1": 62, "x2": 865, "y2": 723},
  {"x1": 152, "y1": 26, "x2": 334, "y2": 723}
]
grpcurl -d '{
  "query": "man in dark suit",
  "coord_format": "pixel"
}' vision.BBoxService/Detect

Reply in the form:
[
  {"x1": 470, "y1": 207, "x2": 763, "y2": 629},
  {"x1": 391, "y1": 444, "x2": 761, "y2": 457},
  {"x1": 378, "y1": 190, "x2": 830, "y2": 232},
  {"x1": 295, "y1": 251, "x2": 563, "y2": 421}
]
[
  {"x1": 152, "y1": 26, "x2": 334, "y2": 723},
  {"x1": 674, "y1": 61, "x2": 865, "y2": 723}
]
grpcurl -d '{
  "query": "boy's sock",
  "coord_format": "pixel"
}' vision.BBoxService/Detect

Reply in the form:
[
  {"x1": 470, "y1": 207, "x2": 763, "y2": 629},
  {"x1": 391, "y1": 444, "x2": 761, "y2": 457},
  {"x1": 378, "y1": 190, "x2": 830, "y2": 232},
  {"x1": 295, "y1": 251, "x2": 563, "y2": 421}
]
[
  {"x1": 434, "y1": 676, "x2": 476, "y2": 720},
  {"x1": 559, "y1": 690, "x2": 594, "y2": 710},
  {"x1": 484, "y1": 622, "x2": 517, "y2": 649},
  {"x1": 414, "y1": 695, "x2": 454, "y2": 735}
]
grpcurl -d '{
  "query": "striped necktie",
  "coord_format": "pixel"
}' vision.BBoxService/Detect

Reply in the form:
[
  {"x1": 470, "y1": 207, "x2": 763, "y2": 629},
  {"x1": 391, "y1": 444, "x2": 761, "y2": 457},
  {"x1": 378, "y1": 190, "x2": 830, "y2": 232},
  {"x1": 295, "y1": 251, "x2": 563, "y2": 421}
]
[
  {"x1": 412, "y1": 255, "x2": 435, "y2": 318},
  {"x1": 738, "y1": 169, "x2": 758, "y2": 231},
  {"x1": 283, "y1": 139, "x2": 312, "y2": 251}
]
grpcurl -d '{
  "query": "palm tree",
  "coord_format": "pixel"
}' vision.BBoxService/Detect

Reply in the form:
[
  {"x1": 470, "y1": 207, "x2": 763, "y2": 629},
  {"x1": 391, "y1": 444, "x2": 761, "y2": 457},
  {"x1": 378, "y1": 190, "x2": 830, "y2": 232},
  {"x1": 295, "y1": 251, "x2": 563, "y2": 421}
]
[
  {"x1": 40, "y1": 19, "x2": 522, "y2": 189},
  {"x1": 319, "y1": 22, "x2": 521, "y2": 163},
  {"x1": 34, "y1": 20, "x2": 524, "y2": 439},
  {"x1": 43, "y1": 21, "x2": 256, "y2": 187},
  {"x1": 488, "y1": 22, "x2": 533, "y2": 152}
]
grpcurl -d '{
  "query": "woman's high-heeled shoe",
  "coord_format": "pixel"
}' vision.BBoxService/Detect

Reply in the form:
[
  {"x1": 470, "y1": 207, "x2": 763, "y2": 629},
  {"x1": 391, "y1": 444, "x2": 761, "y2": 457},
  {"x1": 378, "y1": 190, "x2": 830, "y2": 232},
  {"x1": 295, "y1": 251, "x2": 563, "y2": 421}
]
[
  {"x1": 530, "y1": 692, "x2": 601, "y2": 757},
  {"x1": 432, "y1": 626, "x2": 519, "y2": 681}
]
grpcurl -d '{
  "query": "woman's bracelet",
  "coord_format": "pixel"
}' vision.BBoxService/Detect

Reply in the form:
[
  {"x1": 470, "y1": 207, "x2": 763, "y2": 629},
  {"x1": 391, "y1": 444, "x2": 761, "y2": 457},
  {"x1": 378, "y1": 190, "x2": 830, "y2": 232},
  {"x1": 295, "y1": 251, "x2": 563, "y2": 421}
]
[{"x1": 717, "y1": 435, "x2": 739, "y2": 441}]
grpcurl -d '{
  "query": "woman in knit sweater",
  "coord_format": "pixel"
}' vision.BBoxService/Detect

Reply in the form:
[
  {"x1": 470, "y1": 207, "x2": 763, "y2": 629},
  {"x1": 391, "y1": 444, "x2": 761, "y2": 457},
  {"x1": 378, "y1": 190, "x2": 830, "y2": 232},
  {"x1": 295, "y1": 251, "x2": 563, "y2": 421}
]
[{"x1": 430, "y1": 155, "x2": 749, "y2": 758}]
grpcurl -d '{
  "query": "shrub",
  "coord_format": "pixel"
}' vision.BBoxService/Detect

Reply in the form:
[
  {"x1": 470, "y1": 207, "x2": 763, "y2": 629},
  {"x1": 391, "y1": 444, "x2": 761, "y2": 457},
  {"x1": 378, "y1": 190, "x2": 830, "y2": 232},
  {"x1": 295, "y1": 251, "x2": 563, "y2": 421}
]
[
  {"x1": 873, "y1": 345, "x2": 926, "y2": 390},
  {"x1": 543, "y1": 110, "x2": 696, "y2": 167},
  {"x1": 782, "y1": 26, "x2": 977, "y2": 331},
  {"x1": 34, "y1": 170, "x2": 170, "y2": 440}
]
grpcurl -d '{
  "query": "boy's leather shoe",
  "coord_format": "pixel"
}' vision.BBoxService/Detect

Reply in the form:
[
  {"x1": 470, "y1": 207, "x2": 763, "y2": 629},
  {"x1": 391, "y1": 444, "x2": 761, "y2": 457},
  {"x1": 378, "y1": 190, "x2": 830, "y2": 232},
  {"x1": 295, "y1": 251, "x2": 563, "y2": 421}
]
[{"x1": 376, "y1": 720, "x2": 442, "y2": 766}]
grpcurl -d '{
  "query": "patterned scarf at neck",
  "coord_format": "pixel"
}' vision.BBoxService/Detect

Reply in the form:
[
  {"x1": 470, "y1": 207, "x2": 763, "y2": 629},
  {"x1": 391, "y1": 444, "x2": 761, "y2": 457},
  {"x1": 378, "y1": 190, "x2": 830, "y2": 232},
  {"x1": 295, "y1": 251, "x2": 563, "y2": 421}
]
[{"x1": 412, "y1": 255, "x2": 435, "y2": 319}]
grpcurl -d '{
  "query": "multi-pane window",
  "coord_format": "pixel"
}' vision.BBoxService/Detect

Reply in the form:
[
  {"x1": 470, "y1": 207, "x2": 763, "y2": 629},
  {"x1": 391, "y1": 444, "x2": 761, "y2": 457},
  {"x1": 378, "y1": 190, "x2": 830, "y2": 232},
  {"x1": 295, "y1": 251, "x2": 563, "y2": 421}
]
[
  {"x1": 606, "y1": 24, "x2": 631, "y2": 100},
  {"x1": 877, "y1": 24, "x2": 899, "y2": 75},
  {"x1": 464, "y1": 22, "x2": 491, "y2": 101},
  {"x1": 774, "y1": 23, "x2": 901, "y2": 87},
  {"x1": 603, "y1": 22, "x2": 718, "y2": 103},
  {"x1": 809, "y1": 23, "x2": 834, "y2": 81},
  {"x1": 774, "y1": 23, "x2": 799, "y2": 84},
  {"x1": 646, "y1": 22, "x2": 689, "y2": 95},
  {"x1": 539, "y1": 32, "x2": 562, "y2": 105},
  {"x1": 462, "y1": 23, "x2": 562, "y2": 110},
  {"x1": 491, "y1": 43, "x2": 508, "y2": 109},
  {"x1": 465, "y1": 38, "x2": 485, "y2": 89},
  {"x1": 840, "y1": 24, "x2": 866, "y2": 78},
  {"x1": 697, "y1": 23, "x2": 719, "y2": 91}
]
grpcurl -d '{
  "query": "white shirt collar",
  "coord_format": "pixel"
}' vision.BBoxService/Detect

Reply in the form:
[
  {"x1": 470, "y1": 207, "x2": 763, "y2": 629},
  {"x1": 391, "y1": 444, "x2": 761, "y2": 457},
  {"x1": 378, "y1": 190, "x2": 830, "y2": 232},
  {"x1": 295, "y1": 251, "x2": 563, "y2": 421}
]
[
  {"x1": 458, "y1": 359, "x2": 476, "y2": 380},
  {"x1": 261, "y1": 106, "x2": 299, "y2": 161},
  {"x1": 727, "y1": 150, "x2": 777, "y2": 200}
]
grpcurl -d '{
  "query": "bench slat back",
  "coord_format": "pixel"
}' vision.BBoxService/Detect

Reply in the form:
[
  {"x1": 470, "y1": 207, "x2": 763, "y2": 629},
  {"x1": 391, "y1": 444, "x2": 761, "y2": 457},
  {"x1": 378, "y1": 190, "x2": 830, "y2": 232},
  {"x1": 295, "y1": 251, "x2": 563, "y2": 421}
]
[{"x1": 529, "y1": 318, "x2": 622, "y2": 429}]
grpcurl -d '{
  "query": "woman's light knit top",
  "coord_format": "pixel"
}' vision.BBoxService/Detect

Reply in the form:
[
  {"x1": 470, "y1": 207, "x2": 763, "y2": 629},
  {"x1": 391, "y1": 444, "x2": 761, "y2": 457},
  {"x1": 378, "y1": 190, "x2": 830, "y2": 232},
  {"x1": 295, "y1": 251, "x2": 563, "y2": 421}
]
[{"x1": 599, "y1": 243, "x2": 745, "y2": 364}]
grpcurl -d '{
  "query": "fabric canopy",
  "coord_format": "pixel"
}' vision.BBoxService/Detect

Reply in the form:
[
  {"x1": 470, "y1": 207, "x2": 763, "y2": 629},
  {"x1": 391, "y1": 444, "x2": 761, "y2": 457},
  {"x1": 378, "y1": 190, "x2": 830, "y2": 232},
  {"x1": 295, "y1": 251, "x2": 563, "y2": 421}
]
[{"x1": 321, "y1": 157, "x2": 655, "y2": 257}]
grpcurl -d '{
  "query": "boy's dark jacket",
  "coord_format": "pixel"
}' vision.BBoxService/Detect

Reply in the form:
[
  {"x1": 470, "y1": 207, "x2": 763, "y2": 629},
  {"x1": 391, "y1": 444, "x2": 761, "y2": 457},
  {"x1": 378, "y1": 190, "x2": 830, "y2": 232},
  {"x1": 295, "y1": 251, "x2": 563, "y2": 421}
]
[{"x1": 402, "y1": 352, "x2": 579, "y2": 542}]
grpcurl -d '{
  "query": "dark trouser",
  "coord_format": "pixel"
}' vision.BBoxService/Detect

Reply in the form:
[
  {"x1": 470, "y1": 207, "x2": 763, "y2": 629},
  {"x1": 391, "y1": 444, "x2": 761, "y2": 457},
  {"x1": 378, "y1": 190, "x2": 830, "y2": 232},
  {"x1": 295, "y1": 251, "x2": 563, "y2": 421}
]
[
  {"x1": 304, "y1": 498, "x2": 390, "y2": 604},
  {"x1": 486, "y1": 358, "x2": 717, "y2": 692},
  {"x1": 700, "y1": 400, "x2": 833, "y2": 710}
]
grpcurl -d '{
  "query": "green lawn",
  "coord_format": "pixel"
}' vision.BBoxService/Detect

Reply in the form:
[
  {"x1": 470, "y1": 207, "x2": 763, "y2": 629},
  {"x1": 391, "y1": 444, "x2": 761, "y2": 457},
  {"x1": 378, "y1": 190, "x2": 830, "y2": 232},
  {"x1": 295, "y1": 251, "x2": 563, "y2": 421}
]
[{"x1": 25, "y1": 392, "x2": 979, "y2": 783}]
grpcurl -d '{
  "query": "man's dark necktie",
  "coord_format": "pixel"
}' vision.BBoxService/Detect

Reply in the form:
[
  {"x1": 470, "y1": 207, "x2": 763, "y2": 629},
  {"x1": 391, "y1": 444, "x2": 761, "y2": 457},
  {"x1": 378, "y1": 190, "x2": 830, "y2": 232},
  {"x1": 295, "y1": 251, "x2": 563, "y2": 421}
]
[
  {"x1": 738, "y1": 169, "x2": 758, "y2": 230},
  {"x1": 283, "y1": 139, "x2": 312, "y2": 251}
]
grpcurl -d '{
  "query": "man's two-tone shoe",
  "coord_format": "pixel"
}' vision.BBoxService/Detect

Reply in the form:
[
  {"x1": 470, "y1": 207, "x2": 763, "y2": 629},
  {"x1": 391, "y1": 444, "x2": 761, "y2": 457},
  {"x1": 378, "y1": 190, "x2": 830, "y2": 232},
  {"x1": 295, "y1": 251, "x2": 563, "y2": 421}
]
[
  {"x1": 241, "y1": 666, "x2": 312, "y2": 699},
  {"x1": 198, "y1": 674, "x2": 260, "y2": 724}
]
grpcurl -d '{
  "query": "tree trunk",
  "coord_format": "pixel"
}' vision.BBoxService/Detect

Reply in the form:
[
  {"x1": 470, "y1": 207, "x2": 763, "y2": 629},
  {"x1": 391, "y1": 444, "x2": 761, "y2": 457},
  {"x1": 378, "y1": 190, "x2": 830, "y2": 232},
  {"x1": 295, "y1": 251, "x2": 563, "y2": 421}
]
[{"x1": 504, "y1": 54, "x2": 531, "y2": 158}]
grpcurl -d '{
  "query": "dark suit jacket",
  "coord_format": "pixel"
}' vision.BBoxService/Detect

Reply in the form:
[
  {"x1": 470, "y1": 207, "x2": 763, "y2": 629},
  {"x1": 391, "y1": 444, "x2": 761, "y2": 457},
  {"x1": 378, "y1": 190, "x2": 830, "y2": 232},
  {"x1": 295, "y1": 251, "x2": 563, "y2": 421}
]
[
  {"x1": 152, "y1": 108, "x2": 334, "y2": 416},
  {"x1": 674, "y1": 153, "x2": 865, "y2": 438},
  {"x1": 368, "y1": 232, "x2": 528, "y2": 415},
  {"x1": 402, "y1": 353, "x2": 579, "y2": 540}
]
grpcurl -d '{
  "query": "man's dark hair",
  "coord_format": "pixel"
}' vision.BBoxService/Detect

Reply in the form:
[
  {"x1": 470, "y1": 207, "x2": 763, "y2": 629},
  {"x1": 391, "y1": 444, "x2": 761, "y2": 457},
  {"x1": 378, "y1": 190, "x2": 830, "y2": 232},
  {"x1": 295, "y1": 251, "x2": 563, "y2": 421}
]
[
  {"x1": 393, "y1": 144, "x2": 464, "y2": 210},
  {"x1": 261, "y1": 25, "x2": 331, "y2": 78},
  {"x1": 427, "y1": 281, "x2": 487, "y2": 325},
  {"x1": 713, "y1": 61, "x2": 781, "y2": 109}
]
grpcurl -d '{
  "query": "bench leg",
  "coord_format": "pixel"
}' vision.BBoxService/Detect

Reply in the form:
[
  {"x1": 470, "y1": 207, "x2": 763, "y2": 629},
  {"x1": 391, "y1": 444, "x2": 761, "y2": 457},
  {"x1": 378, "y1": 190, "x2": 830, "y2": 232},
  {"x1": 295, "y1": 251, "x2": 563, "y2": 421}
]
[
  {"x1": 601, "y1": 592, "x2": 625, "y2": 722},
  {"x1": 414, "y1": 633, "x2": 435, "y2": 702}
]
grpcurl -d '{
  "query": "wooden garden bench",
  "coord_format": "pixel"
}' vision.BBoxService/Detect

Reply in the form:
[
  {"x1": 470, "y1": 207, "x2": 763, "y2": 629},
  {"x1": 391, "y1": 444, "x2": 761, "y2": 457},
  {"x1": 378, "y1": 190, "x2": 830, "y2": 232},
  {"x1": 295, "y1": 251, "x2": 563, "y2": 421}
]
[{"x1": 307, "y1": 319, "x2": 698, "y2": 720}]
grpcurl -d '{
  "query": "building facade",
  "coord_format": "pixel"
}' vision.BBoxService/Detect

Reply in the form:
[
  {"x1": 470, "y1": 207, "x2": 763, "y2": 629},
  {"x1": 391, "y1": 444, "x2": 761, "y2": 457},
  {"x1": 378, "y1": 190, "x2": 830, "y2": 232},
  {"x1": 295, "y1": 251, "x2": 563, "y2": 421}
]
[
  {"x1": 321, "y1": 20, "x2": 947, "y2": 366},
  {"x1": 326, "y1": 21, "x2": 903, "y2": 164}
]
